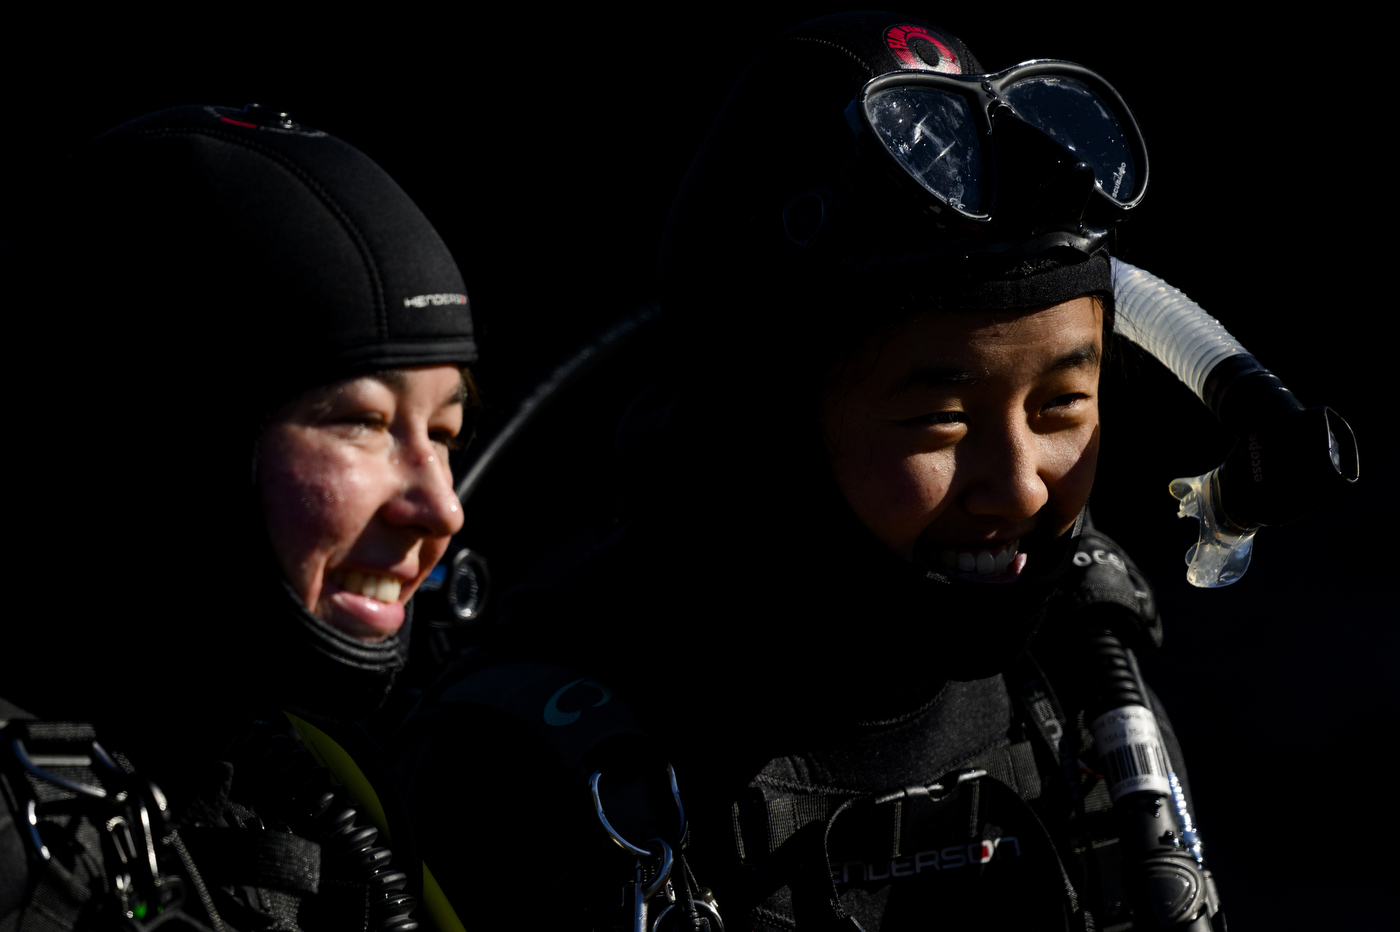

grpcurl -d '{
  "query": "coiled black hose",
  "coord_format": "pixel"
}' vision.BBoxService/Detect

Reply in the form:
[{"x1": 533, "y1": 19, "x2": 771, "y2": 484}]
[
  {"x1": 1084, "y1": 632, "x2": 1145, "y2": 710},
  {"x1": 235, "y1": 722, "x2": 418, "y2": 932}
]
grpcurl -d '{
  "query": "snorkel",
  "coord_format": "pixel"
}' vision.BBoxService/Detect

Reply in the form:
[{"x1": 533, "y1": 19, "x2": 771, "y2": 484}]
[{"x1": 1110, "y1": 261, "x2": 1358, "y2": 586}]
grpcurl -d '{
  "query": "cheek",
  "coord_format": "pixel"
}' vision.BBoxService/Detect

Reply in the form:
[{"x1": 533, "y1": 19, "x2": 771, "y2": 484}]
[
  {"x1": 1046, "y1": 422, "x2": 1101, "y2": 517},
  {"x1": 833, "y1": 442, "x2": 955, "y2": 548},
  {"x1": 260, "y1": 438, "x2": 383, "y2": 565}
]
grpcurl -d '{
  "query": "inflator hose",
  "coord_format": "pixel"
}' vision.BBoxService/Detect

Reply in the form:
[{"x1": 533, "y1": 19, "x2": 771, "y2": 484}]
[{"x1": 1085, "y1": 632, "x2": 1223, "y2": 930}]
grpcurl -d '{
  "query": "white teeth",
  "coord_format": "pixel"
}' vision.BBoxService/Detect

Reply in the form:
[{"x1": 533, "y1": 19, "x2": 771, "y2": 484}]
[
  {"x1": 330, "y1": 569, "x2": 402, "y2": 604},
  {"x1": 939, "y1": 540, "x2": 1020, "y2": 577}
]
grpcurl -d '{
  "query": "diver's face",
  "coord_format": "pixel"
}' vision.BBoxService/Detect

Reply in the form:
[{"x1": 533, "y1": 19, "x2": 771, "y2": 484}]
[
  {"x1": 821, "y1": 297, "x2": 1102, "y2": 581},
  {"x1": 258, "y1": 365, "x2": 466, "y2": 641}
]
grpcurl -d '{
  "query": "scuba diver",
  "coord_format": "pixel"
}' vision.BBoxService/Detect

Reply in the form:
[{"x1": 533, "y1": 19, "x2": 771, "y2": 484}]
[
  {"x1": 0, "y1": 104, "x2": 478, "y2": 930},
  {"x1": 393, "y1": 10, "x2": 1357, "y2": 932}
]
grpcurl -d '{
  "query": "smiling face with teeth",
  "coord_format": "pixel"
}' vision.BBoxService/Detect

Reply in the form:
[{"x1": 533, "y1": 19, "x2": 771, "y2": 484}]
[
  {"x1": 821, "y1": 296, "x2": 1102, "y2": 583},
  {"x1": 257, "y1": 365, "x2": 468, "y2": 641}
]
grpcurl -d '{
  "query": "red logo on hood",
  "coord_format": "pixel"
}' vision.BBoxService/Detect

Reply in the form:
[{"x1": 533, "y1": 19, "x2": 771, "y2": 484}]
[{"x1": 885, "y1": 24, "x2": 961, "y2": 74}]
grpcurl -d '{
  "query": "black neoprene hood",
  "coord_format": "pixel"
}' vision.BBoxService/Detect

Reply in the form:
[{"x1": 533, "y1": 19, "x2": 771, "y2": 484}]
[
  {"x1": 6, "y1": 103, "x2": 476, "y2": 399},
  {"x1": 1, "y1": 104, "x2": 478, "y2": 730}
]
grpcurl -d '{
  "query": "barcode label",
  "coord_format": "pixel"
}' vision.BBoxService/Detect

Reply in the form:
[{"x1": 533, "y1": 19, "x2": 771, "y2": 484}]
[
  {"x1": 1105, "y1": 740, "x2": 1170, "y2": 786},
  {"x1": 1090, "y1": 705, "x2": 1171, "y2": 800}
]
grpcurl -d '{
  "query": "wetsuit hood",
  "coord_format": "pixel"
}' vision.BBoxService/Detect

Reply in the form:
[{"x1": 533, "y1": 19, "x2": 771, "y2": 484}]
[{"x1": 3, "y1": 104, "x2": 475, "y2": 779}]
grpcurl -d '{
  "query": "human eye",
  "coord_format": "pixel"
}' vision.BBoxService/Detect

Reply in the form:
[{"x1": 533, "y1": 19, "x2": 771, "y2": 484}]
[
  {"x1": 906, "y1": 410, "x2": 968, "y2": 427},
  {"x1": 430, "y1": 425, "x2": 466, "y2": 451},
  {"x1": 320, "y1": 408, "x2": 392, "y2": 446},
  {"x1": 1042, "y1": 393, "x2": 1083, "y2": 411},
  {"x1": 429, "y1": 405, "x2": 469, "y2": 451},
  {"x1": 1038, "y1": 390, "x2": 1095, "y2": 420},
  {"x1": 342, "y1": 411, "x2": 388, "y2": 431}
]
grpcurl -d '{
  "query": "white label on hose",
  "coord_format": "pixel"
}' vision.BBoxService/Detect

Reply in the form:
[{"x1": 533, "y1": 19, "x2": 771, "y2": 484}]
[{"x1": 1090, "y1": 705, "x2": 1172, "y2": 800}]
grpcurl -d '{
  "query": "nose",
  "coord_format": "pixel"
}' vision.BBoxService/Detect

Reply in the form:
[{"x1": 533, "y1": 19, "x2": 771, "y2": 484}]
[
  {"x1": 959, "y1": 417, "x2": 1049, "y2": 523},
  {"x1": 381, "y1": 436, "x2": 465, "y2": 539}
]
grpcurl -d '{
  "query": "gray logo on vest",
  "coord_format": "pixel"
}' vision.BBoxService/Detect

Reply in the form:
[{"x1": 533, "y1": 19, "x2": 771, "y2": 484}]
[{"x1": 544, "y1": 678, "x2": 613, "y2": 726}]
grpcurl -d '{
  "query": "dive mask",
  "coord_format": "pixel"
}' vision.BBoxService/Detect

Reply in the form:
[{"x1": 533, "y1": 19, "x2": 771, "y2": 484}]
[{"x1": 786, "y1": 61, "x2": 1148, "y2": 258}]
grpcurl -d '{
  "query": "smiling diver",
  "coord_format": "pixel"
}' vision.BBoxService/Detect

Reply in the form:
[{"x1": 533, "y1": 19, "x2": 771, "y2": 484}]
[{"x1": 1, "y1": 104, "x2": 477, "y2": 930}]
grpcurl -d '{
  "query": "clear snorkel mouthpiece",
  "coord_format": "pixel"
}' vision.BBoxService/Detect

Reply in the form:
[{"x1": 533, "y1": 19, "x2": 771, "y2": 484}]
[
  {"x1": 1167, "y1": 470, "x2": 1256, "y2": 588},
  {"x1": 1111, "y1": 259, "x2": 1357, "y2": 588}
]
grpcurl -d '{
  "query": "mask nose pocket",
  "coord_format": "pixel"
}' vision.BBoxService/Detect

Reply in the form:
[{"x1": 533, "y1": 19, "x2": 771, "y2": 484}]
[{"x1": 989, "y1": 113, "x2": 1098, "y2": 230}]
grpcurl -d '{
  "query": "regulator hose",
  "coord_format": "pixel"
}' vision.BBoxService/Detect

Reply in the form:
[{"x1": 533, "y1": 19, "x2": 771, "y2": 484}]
[
  {"x1": 233, "y1": 722, "x2": 418, "y2": 932},
  {"x1": 1111, "y1": 260, "x2": 1359, "y2": 586},
  {"x1": 1084, "y1": 632, "x2": 1223, "y2": 930}
]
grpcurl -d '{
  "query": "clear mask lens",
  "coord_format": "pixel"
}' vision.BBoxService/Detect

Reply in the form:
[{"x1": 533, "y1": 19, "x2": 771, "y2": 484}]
[
  {"x1": 865, "y1": 86, "x2": 986, "y2": 213},
  {"x1": 1001, "y1": 75, "x2": 1138, "y2": 203}
]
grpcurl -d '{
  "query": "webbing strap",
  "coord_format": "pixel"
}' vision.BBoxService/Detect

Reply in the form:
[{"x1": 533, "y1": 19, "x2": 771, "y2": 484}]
[
  {"x1": 2, "y1": 720, "x2": 105, "y2": 932},
  {"x1": 746, "y1": 740, "x2": 1042, "y2": 862},
  {"x1": 16, "y1": 855, "x2": 95, "y2": 932},
  {"x1": 1011, "y1": 654, "x2": 1076, "y2": 797},
  {"x1": 972, "y1": 740, "x2": 1043, "y2": 802},
  {"x1": 976, "y1": 776, "x2": 1082, "y2": 928},
  {"x1": 1011, "y1": 652, "x2": 1126, "y2": 930},
  {"x1": 183, "y1": 827, "x2": 321, "y2": 894}
]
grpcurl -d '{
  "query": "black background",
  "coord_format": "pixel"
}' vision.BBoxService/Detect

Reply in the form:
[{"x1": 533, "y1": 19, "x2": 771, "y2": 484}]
[{"x1": 4, "y1": 6, "x2": 1391, "y2": 927}]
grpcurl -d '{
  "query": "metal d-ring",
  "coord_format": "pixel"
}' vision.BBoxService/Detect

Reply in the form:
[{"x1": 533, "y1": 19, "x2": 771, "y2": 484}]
[
  {"x1": 642, "y1": 839, "x2": 673, "y2": 900},
  {"x1": 591, "y1": 771, "x2": 679, "y2": 902},
  {"x1": 665, "y1": 763, "x2": 686, "y2": 845},
  {"x1": 589, "y1": 771, "x2": 651, "y2": 858}
]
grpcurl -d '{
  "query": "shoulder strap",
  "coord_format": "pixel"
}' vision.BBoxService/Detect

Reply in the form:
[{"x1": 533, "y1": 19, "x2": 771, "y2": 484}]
[{"x1": 1046, "y1": 515, "x2": 1162, "y2": 651}]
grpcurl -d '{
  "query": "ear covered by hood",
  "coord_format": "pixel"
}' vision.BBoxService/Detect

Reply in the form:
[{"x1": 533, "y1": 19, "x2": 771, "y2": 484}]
[{"x1": 2, "y1": 104, "x2": 475, "y2": 758}]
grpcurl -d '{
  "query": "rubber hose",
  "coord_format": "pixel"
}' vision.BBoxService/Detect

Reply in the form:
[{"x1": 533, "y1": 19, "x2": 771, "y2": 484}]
[{"x1": 237, "y1": 722, "x2": 418, "y2": 931}]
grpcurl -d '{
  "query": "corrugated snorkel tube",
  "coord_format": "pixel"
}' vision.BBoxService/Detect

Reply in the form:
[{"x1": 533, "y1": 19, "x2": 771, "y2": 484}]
[{"x1": 1111, "y1": 259, "x2": 1359, "y2": 587}]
